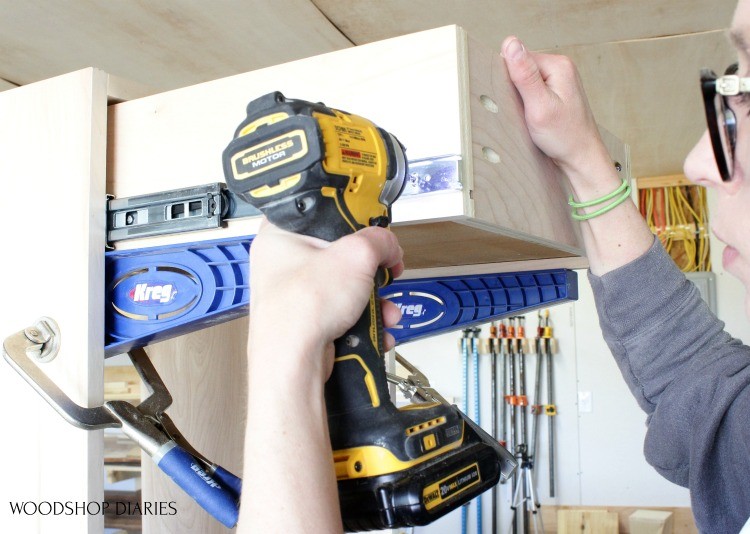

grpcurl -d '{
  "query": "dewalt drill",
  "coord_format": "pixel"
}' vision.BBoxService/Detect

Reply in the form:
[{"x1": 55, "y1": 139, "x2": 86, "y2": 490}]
[{"x1": 222, "y1": 92, "x2": 516, "y2": 531}]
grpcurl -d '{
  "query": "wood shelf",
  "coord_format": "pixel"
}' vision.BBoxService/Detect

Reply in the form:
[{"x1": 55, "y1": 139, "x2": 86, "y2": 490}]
[{"x1": 636, "y1": 173, "x2": 692, "y2": 189}]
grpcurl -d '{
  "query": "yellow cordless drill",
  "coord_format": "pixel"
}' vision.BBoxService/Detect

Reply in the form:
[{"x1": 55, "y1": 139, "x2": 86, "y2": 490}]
[{"x1": 222, "y1": 92, "x2": 515, "y2": 531}]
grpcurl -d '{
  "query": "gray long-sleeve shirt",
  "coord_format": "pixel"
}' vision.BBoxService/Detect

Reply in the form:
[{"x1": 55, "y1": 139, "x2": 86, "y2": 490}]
[{"x1": 588, "y1": 237, "x2": 750, "y2": 533}]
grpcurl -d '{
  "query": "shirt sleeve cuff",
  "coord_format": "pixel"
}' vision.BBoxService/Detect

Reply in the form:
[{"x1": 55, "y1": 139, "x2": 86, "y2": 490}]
[{"x1": 587, "y1": 236, "x2": 690, "y2": 340}]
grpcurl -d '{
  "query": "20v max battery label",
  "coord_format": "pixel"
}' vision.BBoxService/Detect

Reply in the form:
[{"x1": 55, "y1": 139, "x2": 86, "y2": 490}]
[{"x1": 422, "y1": 463, "x2": 481, "y2": 511}]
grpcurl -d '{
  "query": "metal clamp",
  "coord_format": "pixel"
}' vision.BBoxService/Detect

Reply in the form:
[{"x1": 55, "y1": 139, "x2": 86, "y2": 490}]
[
  {"x1": 2, "y1": 322, "x2": 241, "y2": 527},
  {"x1": 386, "y1": 351, "x2": 450, "y2": 405},
  {"x1": 10, "y1": 317, "x2": 62, "y2": 363}
]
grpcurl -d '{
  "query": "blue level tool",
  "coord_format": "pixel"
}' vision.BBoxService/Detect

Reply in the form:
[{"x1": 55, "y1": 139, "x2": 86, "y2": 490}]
[{"x1": 105, "y1": 235, "x2": 577, "y2": 357}]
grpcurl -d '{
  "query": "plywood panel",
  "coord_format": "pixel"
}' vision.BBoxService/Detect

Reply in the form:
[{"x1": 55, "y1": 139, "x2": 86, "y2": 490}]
[
  {"x1": 466, "y1": 33, "x2": 579, "y2": 249},
  {"x1": 141, "y1": 319, "x2": 247, "y2": 534},
  {"x1": 0, "y1": 0, "x2": 352, "y2": 91},
  {"x1": 542, "y1": 506, "x2": 698, "y2": 534},
  {"x1": 550, "y1": 31, "x2": 736, "y2": 178},
  {"x1": 0, "y1": 77, "x2": 16, "y2": 91},
  {"x1": 107, "y1": 26, "x2": 465, "y2": 203},
  {"x1": 0, "y1": 68, "x2": 109, "y2": 533},
  {"x1": 558, "y1": 509, "x2": 618, "y2": 534},
  {"x1": 313, "y1": 0, "x2": 735, "y2": 50}
]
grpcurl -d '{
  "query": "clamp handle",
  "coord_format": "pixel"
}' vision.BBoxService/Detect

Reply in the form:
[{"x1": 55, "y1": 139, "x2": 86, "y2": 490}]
[
  {"x1": 155, "y1": 443, "x2": 240, "y2": 528},
  {"x1": 211, "y1": 465, "x2": 243, "y2": 497}
]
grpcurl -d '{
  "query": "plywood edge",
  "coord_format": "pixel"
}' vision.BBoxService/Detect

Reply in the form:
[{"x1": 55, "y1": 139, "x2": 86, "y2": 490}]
[
  {"x1": 401, "y1": 254, "x2": 588, "y2": 279},
  {"x1": 454, "y1": 25, "x2": 475, "y2": 219},
  {"x1": 0, "y1": 67, "x2": 94, "y2": 99},
  {"x1": 392, "y1": 190, "x2": 466, "y2": 225},
  {"x1": 636, "y1": 174, "x2": 692, "y2": 188},
  {"x1": 89, "y1": 67, "x2": 110, "y2": 384},
  {"x1": 598, "y1": 124, "x2": 631, "y2": 181},
  {"x1": 83, "y1": 68, "x2": 109, "y2": 533}
]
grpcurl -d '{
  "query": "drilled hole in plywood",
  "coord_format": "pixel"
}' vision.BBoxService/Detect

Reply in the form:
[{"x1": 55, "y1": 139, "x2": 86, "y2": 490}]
[
  {"x1": 482, "y1": 147, "x2": 501, "y2": 164},
  {"x1": 480, "y1": 94, "x2": 499, "y2": 113}
]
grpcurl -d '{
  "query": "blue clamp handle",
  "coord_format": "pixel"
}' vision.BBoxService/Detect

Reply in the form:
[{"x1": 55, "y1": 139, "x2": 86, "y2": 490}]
[
  {"x1": 155, "y1": 443, "x2": 240, "y2": 528},
  {"x1": 211, "y1": 464, "x2": 243, "y2": 497}
]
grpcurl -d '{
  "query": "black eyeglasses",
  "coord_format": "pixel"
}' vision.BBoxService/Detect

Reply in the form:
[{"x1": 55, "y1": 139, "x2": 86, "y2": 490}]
[{"x1": 700, "y1": 64, "x2": 750, "y2": 181}]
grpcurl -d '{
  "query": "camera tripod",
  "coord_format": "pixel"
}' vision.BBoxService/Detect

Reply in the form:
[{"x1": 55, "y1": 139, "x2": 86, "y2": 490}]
[
  {"x1": 503, "y1": 317, "x2": 545, "y2": 534},
  {"x1": 510, "y1": 444, "x2": 544, "y2": 534}
]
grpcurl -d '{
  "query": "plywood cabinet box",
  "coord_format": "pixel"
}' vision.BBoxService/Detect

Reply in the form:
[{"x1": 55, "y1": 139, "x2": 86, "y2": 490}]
[
  {"x1": 1, "y1": 25, "x2": 627, "y2": 533},
  {"x1": 109, "y1": 24, "x2": 628, "y2": 274}
]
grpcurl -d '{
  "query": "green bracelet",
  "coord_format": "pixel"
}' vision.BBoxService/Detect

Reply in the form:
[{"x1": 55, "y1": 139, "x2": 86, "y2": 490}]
[
  {"x1": 568, "y1": 178, "x2": 629, "y2": 208},
  {"x1": 569, "y1": 179, "x2": 631, "y2": 221}
]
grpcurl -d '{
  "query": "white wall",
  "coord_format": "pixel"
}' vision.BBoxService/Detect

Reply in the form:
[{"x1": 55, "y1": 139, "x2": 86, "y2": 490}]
[
  {"x1": 707, "y1": 190, "x2": 749, "y2": 340},
  {"x1": 395, "y1": 209, "x2": 750, "y2": 533}
]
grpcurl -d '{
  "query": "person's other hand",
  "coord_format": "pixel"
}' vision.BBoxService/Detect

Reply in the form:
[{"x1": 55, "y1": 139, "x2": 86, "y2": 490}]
[
  {"x1": 248, "y1": 219, "x2": 404, "y2": 381},
  {"x1": 502, "y1": 36, "x2": 610, "y2": 181}
]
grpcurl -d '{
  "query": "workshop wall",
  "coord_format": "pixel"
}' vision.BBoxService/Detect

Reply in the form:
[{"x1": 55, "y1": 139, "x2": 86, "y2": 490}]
[{"x1": 396, "y1": 206, "x2": 749, "y2": 534}]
